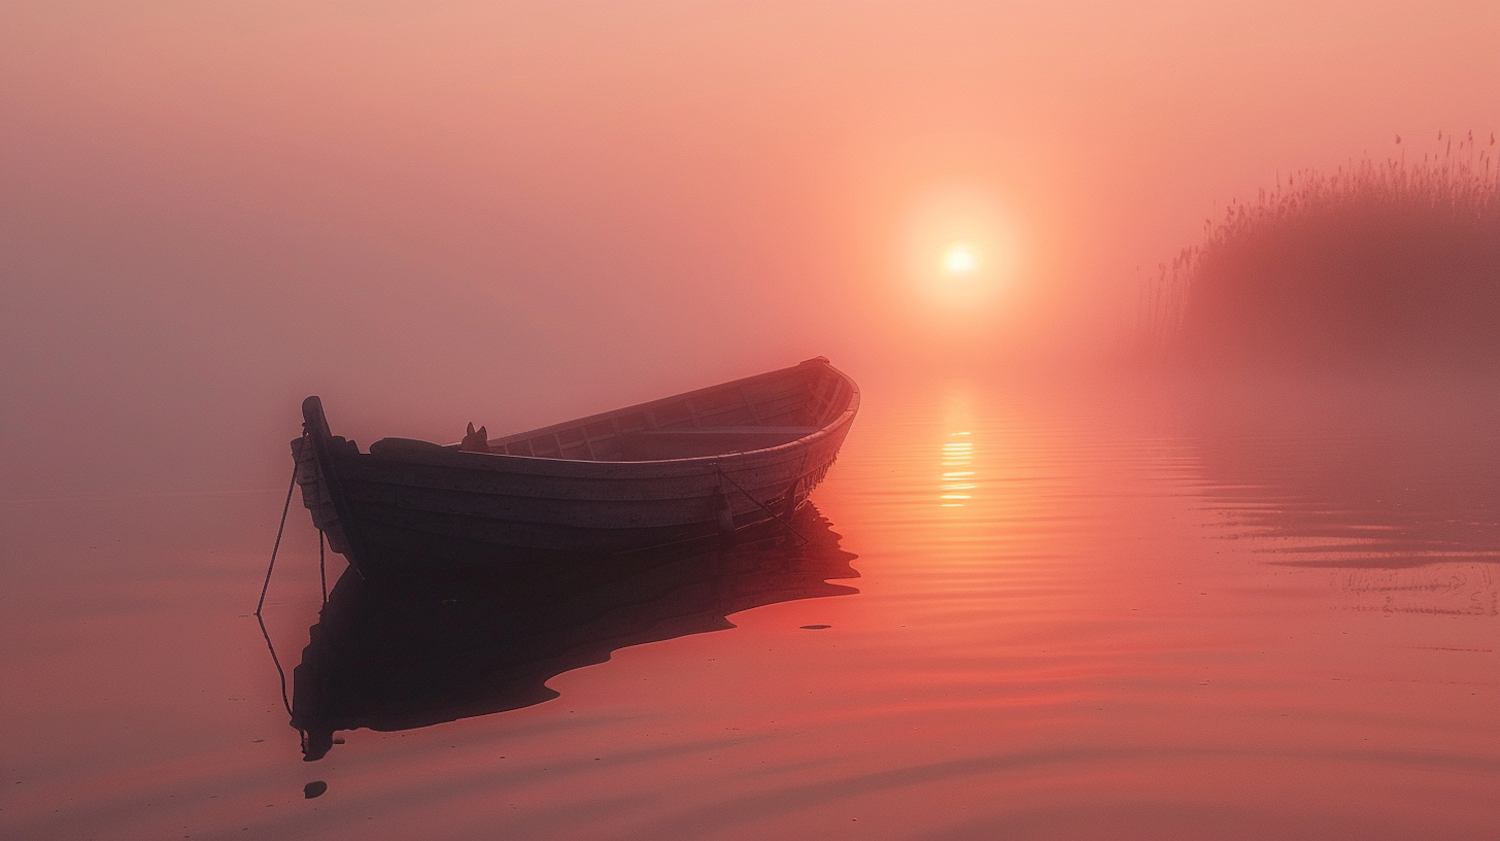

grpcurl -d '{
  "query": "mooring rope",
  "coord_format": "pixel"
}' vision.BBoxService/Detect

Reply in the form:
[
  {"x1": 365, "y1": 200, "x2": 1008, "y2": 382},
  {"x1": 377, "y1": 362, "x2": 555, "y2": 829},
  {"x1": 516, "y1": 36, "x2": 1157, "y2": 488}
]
[
  {"x1": 255, "y1": 613, "x2": 294, "y2": 718},
  {"x1": 716, "y1": 466, "x2": 810, "y2": 544},
  {"x1": 255, "y1": 443, "x2": 304, "y2": 617}
]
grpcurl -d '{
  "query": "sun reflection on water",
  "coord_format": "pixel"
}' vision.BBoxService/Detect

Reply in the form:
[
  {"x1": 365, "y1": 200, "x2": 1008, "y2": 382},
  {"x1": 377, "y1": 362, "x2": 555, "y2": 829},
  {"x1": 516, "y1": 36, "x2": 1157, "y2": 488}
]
[{"x1": 940, "y1": 430, "x2": 975, "y2": 507}]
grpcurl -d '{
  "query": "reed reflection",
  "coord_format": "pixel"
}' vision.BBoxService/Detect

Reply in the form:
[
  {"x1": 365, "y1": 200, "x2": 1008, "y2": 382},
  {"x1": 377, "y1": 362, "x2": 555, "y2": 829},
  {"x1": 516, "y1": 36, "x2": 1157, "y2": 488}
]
[
  {"x1": 1188, "y1": 378, "x2": 1500, "y2": 616},
  {"x1": 288, "y1": 507, "x2": 858, "y2": 760}
]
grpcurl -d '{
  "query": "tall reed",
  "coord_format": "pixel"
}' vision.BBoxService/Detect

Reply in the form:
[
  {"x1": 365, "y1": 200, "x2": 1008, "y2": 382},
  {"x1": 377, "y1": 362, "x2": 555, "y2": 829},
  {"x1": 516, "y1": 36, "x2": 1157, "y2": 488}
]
[{"x1": 1140, "y1": 132, "x2": 1500, "y2": 370}]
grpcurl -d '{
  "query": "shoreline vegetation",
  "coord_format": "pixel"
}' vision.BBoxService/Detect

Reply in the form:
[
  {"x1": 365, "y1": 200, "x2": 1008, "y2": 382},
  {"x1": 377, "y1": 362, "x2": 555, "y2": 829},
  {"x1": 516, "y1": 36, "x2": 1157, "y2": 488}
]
[{"x1": 1138, "y1": 131, "x2": 1500, "y2": 372}]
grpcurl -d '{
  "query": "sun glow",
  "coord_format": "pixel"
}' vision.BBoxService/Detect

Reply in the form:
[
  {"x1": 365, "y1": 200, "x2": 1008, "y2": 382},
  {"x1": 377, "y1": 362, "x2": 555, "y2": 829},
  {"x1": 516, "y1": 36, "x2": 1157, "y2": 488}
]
[
  {"x1": 944, "y1": 246, "x2": 977, "y2": 275},
  {"x1": 902, "y1": 185, "x2": 1020, "y2": 311}
]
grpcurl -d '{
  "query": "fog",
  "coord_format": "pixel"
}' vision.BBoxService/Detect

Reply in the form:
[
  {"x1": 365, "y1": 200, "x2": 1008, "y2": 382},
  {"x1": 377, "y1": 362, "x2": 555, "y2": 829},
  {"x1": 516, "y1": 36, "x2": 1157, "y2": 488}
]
[{"x1": 3, "y1": 1, "x2": 1497, "y2": 503}]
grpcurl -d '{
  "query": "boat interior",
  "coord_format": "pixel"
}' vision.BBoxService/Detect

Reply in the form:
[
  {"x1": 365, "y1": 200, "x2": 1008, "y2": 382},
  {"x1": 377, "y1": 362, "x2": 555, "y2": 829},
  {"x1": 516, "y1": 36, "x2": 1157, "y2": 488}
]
[{"x1": 371, "y1": 360, "x2": 854, "y2": 462}]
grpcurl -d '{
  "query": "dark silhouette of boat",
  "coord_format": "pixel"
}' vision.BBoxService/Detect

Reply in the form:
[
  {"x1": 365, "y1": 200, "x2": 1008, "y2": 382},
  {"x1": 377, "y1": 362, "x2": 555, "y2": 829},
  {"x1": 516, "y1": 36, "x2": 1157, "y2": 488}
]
[
  {"x1": 291, "y1": 358, "x2": 858, "y2": 578},
  {"x1": 290, "y1": 508, "x2": 858, "y2": 759}
]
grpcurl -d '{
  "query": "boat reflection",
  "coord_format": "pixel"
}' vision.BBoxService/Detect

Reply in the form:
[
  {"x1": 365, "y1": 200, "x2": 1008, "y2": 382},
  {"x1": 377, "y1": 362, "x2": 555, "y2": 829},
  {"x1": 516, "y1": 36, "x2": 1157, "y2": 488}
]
[
  {"x1": 290, "y1": 506, "x2": 858, "y2": 760},
  {"x1": 1188, "y1": 378, "x2": 1500, "y2": 614}
]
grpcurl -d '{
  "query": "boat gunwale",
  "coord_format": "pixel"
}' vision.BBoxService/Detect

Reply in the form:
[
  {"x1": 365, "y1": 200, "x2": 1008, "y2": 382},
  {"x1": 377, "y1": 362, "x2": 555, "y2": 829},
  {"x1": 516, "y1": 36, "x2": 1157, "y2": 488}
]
[{"x1": 368, "y1": 361, "x2": 860, "y2": 475}]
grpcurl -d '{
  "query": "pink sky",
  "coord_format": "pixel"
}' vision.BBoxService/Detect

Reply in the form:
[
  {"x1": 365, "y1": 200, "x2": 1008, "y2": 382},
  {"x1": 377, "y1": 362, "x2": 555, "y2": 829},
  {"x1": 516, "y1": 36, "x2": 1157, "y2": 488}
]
[{"x1": 2, "y1": 1, "x2": 1497, "y2": 499}]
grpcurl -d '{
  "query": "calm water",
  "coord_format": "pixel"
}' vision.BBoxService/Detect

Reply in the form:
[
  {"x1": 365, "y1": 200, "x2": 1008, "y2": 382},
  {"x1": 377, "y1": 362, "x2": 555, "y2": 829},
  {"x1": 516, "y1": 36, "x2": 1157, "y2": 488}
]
[{"x1": 3, "y1": 375, "x2": 1498, "y2": 839}]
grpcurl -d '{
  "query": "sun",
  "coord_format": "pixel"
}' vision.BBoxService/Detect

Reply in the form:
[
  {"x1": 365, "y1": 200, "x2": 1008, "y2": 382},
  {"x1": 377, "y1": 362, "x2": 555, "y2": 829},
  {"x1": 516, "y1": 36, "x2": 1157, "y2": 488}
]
[
  {"x1": 900, "y1": 184, "x2": 1020, "y2": 311},
  {"x1": 944, "y1": 246, "x2": 977, "y2": 275}
]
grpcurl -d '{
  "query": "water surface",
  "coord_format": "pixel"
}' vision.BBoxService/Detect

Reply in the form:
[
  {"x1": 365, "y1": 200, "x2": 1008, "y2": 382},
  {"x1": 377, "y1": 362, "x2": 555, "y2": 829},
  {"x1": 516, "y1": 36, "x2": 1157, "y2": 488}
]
[{"x1": 3, "y1": 375, "x2": 1497, "y2": 839}]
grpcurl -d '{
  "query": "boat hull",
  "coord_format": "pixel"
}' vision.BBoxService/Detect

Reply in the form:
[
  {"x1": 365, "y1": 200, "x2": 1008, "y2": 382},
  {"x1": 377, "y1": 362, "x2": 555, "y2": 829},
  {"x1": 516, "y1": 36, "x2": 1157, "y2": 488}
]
[{"x1": 291, "y1": 359, "x2": 858, "y2": 577}]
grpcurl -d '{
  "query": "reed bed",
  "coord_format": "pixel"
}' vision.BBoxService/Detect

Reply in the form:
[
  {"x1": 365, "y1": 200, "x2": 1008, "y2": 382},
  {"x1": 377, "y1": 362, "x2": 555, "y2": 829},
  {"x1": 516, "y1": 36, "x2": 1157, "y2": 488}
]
[{"x1": 1140, "y1": 131, "x2": 1500, "y2": 370}]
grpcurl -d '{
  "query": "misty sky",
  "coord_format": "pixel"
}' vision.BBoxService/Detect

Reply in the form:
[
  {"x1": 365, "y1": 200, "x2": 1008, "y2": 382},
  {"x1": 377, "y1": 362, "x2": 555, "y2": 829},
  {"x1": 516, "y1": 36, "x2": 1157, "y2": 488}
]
[{"x1": 2, "y1": 1, "x2": 1497, "y2": 501}]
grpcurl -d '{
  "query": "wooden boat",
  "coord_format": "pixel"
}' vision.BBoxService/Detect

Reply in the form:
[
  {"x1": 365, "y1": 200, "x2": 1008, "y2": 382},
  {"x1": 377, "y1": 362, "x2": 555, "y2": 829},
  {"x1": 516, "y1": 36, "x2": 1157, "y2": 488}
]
[{"x1": 291, "y1": 357, "x2": 858, "y2": 578}]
